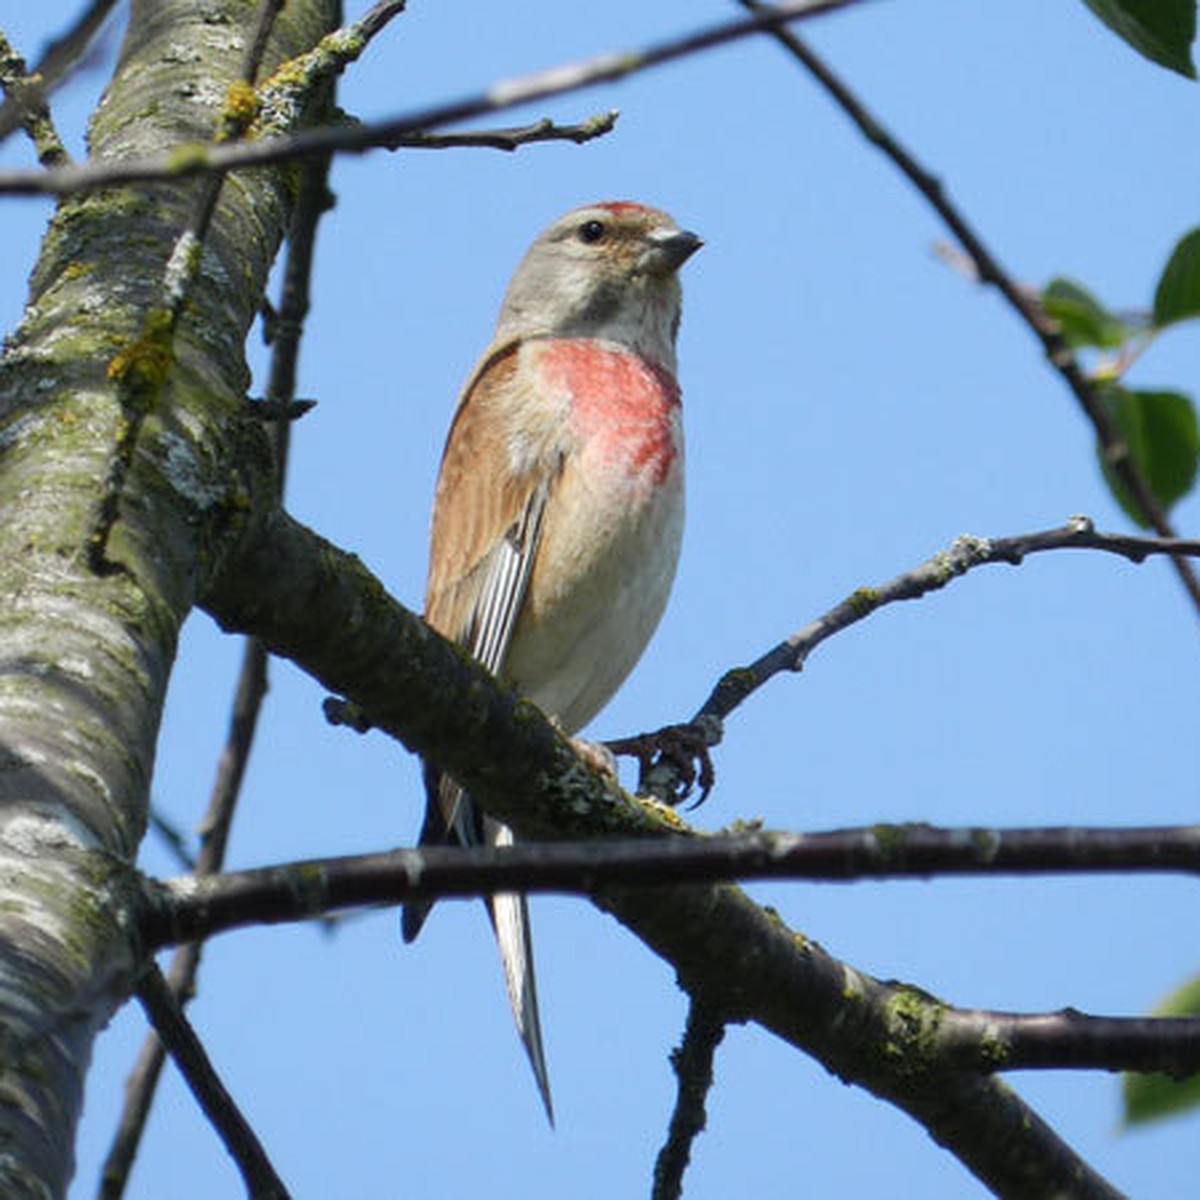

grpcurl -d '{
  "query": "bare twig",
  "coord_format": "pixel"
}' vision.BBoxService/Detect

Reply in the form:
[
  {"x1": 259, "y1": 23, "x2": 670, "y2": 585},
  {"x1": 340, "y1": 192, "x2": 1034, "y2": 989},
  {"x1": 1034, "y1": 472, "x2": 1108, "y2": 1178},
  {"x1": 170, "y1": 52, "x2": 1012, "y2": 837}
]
[
  {"x1": 99, "y1": 648, "x2": 268, "y2": 1200},
  {"x1": 133, "y1": 966, "x2": 289, "y2": 1200},
  {"x1": 352, "y1": 0, "x2": 409, "y2": 41},
  {"x1": 384, "y1": 111, "x2": 618, "y2": 150},
  {"x1": 0, "y1": 0, "x2": 870, "y2": 197},
  {"x1": 652, "y1": 998, "x2": 726, "y2": 1200},
  {"x1": 634, "y1": 518, "x2": 1200, "y2": 801},
  {"x1": 0, "y1": 0, "x2": 120, "y2": 143},
  {"x1": 0, "y1": 30, "x2": 69, "y2": 166},
  {"x1": 100, "y1": 149, "x2": 331, "y2": 1200},
  {"x1": 699, "y1": 517, "x2": 1200, "y2": 720},
  {"x1": 146, "y1": 807, "x2": 197, "y2": 872},
  {"x1": 142, "y1": 822, "x2": 1200, "y2": 947},
  {"x1": 740, "y1": 0, "x2": 1200, "y2": 618},
  {"x1": 250, "y1": 0, "x2": 407, "y2": 139}
]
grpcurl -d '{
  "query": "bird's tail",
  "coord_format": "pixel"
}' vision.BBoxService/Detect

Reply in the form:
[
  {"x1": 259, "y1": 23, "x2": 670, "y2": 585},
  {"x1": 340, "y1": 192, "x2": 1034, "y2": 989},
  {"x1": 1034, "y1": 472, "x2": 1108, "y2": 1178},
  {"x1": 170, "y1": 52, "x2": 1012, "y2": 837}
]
[
  {"x1": 485, "y1": 817, "x2": 554, "y2": 1124},
  {"x1": 403, "y1": 769, "x2": 554, "y2": 1122}
]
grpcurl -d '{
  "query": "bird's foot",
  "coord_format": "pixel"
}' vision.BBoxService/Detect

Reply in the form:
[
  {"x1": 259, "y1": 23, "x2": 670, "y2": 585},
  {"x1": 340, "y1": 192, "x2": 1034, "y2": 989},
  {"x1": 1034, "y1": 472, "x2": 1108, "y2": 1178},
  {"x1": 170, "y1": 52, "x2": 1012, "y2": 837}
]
[{"x1": 605, "y1": 715, "x2": 723, "y2": 808}]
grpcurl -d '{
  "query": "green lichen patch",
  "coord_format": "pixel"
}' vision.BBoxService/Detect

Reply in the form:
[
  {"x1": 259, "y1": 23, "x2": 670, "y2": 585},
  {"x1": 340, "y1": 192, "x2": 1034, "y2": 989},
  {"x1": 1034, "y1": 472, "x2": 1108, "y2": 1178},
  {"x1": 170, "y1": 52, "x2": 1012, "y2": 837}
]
[
  {"x1": 107, "y1": 310, "x2": 174, "y2": 402},
  {"x1": 846, "y1": 586, "x2": 880, "y2": 616},
  {"x1": 218, "y1": 80, "x2": 260, "y2": 140},
  {"x1": 881, "y1": 984, "x2": 947, "y2": 1080}
]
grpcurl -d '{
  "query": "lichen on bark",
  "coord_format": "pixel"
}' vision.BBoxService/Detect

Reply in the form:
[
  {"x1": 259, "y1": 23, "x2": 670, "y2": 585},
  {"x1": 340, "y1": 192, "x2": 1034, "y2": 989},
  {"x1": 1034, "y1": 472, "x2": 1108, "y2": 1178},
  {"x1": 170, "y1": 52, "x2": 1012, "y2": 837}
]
[{"x1": 0, "y1": 1, "x2": 338, "y2": 1193}]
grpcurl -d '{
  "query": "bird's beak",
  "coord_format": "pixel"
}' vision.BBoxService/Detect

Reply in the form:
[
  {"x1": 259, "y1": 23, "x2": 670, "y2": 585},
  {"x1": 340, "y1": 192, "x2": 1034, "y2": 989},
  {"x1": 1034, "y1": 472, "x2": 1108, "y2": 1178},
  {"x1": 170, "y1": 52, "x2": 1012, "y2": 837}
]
[{"x1": 643, "y1": 228, "x2": 704, "y2": 274}]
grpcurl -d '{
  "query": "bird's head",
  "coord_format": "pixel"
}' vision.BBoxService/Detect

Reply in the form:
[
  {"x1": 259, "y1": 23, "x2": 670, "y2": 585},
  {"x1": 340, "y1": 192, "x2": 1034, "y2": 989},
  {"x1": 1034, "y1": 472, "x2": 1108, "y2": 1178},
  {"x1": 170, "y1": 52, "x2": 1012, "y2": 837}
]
[{"x1": 495, "y1": 202, "x2": 702, "y2": 365}]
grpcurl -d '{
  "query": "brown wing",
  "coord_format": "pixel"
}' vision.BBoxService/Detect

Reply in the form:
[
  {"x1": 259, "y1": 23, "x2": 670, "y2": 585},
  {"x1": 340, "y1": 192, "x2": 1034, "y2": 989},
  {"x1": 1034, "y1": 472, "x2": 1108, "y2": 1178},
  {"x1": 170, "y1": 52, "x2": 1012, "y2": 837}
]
[
  {"x1": 425, "y1": 341, "x2": 560, "y2": 668},
  {"x1": 403, "y1": 340, "x2": 561, "y2": 1121},
  {"x1": 421, "y1": 339, "x2": 563, "y2": 841}
]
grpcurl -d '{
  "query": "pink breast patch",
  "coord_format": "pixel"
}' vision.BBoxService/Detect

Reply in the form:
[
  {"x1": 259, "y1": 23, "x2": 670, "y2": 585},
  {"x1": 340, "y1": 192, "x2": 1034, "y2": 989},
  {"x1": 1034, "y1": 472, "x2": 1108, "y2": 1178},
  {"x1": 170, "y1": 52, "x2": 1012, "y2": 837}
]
[{"x1": 538, "y1": 340, "x2": 681, "y2": 485}]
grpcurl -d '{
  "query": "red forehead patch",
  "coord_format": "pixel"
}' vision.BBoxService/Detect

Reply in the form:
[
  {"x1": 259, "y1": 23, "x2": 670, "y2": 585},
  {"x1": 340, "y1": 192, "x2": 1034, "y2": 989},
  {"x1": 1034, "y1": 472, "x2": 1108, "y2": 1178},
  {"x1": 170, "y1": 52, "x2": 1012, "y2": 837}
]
[{"x1": 597, "y1": 201, "x2": 653, "y2": 217}]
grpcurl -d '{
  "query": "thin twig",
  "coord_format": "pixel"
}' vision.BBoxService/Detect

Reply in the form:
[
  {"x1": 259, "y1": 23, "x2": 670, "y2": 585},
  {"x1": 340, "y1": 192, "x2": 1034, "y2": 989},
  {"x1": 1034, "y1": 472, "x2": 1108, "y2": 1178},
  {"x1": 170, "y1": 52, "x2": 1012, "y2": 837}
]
[
  {"x1": 699, "y1": 517, "x2": 1200, "y2": 720},
  {"x1": 740, "y1": 0, "x2": 1200, "y2": 618},
  {"x1": 0, "y1": 0, "x2": 871, "y2": 197},
  {"x1": 384, "y1": 111, "x2": 618, "y2": 150},
  {"x1": 0, "y1": 31, "x2": 69, "y2": 165},
  {"x1": 146, "y1": 807, "x2": 197, "y2": 872},
  {"x1": 99, "y1": 647, "x2": 268, "y2": 1200},
  {"x1": 652, "y1": 997, "x2": 726, "y2": 1200},
  {"x1": 143, "y1": 822, "x2": 1200, "y2": 948},
  {"x1": 642, "y1": 517, "x2": 1200, "y2": 800},
  {"x1": 133, "y1": 966, "x2": 290, "y2": 1200},
  {"x1": 99, "y1": 151, "x2": 331, "y2": 1199},
  {"x1": 0, "y1": 0, "x2": 120, "y2": 143},
  {"x1": 259, "y1": 157, "x2": 330, "y2": 492}
]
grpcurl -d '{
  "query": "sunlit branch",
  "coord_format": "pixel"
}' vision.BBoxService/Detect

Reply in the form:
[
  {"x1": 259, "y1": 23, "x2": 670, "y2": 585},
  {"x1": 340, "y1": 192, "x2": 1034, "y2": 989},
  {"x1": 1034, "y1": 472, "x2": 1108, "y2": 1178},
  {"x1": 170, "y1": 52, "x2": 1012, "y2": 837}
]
[
  {"x1": 384, "y1": 111, "x2": 618, "y2": 150},
  {"x1": 698, "y1": 517, "x2": 1200, "y2": 722},
  {"x1": 0, "y1": 0, "x2": 120, "y2": 143},
  {"x1": 653, "y1": 998, "x2": 726, "y2": 1200},
  {"x1": 0, "y1": 30, "x2": 69, "y2": 165},
  {"x1": 0, "y1": 0, "x2": 870, "y2": 197},
  {"x1": 134, "y1": 967, "x2": 290, "y2": 1200},
  {"x1": 143, "y1": 821, "x2": 1200, "y2": 945},
  {"x1": 940, "y1": 1006, "x2": 1200, "y2": 1076}
]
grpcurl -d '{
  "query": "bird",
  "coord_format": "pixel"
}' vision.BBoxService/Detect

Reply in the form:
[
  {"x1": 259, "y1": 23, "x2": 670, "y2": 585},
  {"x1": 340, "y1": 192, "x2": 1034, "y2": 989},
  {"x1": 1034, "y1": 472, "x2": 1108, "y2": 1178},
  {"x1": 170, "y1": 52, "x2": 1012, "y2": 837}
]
[{"x1": 403, "y1": 201, "x2": 702, "y2": 1122}]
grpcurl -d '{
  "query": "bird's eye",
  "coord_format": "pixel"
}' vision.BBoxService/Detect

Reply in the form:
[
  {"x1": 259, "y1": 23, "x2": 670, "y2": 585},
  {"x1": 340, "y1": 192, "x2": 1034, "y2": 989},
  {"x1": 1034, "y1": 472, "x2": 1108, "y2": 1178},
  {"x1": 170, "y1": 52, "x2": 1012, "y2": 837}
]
[{"x1": 577, "y1": 219, "x2": 606, "y2": 244}]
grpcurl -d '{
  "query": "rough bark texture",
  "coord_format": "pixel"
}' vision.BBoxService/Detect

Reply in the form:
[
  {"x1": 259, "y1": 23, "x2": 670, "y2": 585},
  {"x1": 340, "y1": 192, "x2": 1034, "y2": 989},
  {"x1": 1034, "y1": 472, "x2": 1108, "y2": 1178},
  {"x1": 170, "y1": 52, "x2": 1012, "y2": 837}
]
[{"x1": 0, "y1": 1, "x2": 336, "y2": 1193}]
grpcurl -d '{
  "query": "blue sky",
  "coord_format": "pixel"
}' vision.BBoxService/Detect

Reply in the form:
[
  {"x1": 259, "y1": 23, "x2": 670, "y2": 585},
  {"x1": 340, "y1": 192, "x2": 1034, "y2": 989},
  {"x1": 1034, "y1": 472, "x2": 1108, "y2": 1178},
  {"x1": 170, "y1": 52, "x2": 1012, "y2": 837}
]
[{"x1": 4, "y1": 1, "x2": 1200, "y2": 1196}]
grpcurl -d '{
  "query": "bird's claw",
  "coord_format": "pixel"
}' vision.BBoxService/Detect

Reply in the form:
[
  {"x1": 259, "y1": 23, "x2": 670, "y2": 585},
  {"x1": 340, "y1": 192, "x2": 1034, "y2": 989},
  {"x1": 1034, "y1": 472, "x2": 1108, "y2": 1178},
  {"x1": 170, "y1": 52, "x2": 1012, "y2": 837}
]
[{"x1": 606, "y1": 716, "x2": 721, "y2": 808}]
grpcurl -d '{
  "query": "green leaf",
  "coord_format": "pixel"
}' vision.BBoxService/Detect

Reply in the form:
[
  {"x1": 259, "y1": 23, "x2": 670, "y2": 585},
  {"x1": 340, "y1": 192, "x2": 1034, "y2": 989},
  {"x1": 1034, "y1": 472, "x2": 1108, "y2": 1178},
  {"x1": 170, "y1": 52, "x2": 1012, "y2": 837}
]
[
  {"x1": 1123, "y1": 976, "x2": 1200, "y2": 1127},
  {"x1": 1097, "y1": 387, "x2": 1200, "y2": 526},
  {"x1": 1042, "y1": 277, "x2": 1131, "y2": 349},
  {"x1": 1080, "y1": 0, "x2": 1197, "y2": 77},
  {"x1": 1153, "y1": 228, "x2": 1200, "y2": 327}
]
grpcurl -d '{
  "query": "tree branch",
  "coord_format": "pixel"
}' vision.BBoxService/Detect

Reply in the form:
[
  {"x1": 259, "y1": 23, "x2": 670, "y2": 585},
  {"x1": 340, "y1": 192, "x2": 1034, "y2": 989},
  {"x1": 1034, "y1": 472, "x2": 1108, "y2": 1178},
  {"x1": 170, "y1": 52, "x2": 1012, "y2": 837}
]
[
  {"x1": 202, "y1": 507, "x2": 677, "y2": 841},
  {"x1": 740, "y1": 0, "x2": 1200, "y2": 617},
  {"x1": 146, "y1": 844, "x2": 1132, "y2": 1196},
  {"x1": 383, "y1": 111, "x2": 618, "y2": 151},
  {"x1": 0, "y1": 0, "x2": 871, "y2": 197},
  {"x1": 200, "y1": 506, "x2": 1137, "y2": 1196},
  {"x1": 626, "y1": 519, "x2": 1200, "y2": 804},
  {"x1": 0, "y1": 0, "x2": 119, "y2": 143},
  {"x1": 148, "y1": 817, "x2": 1200, "y2": 1080},
  {"x1": 698, "y1": 517, "x2": 1200, "y2": 722},
  {"x1": 134, "y1": 966, "x2": 290, "y2": 1200},
  {"x1": 601, "y1": 885, "x2": 1124, "y2": 1199},
  {"x1": 145, "y1": 808, "x2": 198, "y2": 871},
  {"x1": 939, "y1": 1006, "x2": 1200, "y2": 1076},
  {"x1": 143, "y1": 823, "x2": 1200, "y2": 945},
  {"x1": 652, "y1": 998, "x2": 725, "y2": 1200},
  {"x1": 0, "y1": 30, "x2": 69, "y2": 166}
]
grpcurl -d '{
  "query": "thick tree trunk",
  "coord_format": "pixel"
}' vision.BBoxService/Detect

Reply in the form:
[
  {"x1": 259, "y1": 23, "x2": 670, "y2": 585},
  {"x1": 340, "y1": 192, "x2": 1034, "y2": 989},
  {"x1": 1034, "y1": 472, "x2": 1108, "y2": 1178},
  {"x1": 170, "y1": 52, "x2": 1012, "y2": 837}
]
[{"x1": 0, "y1": 2, "x2": 335, "y2": 1193}]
